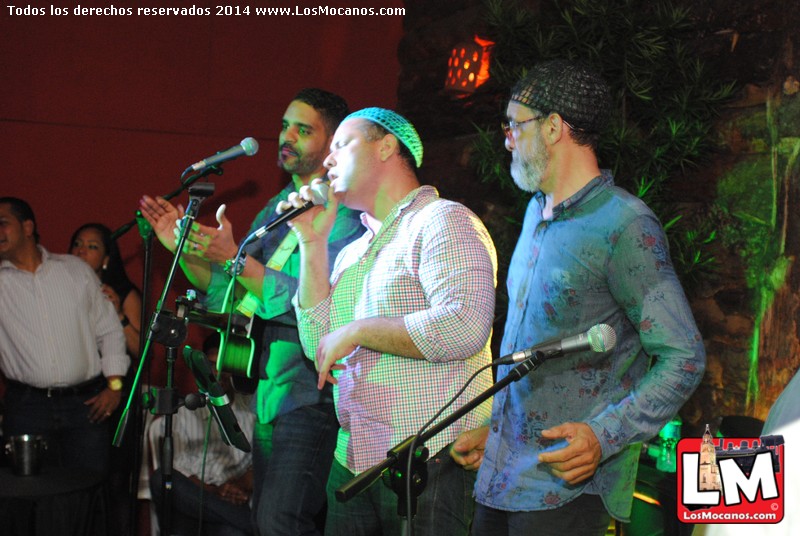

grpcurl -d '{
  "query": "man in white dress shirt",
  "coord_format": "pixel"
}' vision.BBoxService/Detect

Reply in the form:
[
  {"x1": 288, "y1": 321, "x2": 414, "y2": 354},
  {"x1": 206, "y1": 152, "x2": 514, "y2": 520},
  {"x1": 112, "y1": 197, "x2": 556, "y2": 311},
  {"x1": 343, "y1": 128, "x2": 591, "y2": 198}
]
[{"x1": 0, "y1": 196, "x2": 128, "y2": 474}]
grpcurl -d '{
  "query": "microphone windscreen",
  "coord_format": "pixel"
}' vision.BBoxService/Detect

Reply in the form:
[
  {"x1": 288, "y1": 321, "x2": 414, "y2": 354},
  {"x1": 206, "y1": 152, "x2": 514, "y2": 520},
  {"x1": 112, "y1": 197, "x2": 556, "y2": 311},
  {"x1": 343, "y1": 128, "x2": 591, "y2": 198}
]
[
  {"x1": 588, "y1": 324, "x2": 616, "y2": 352},
  {"x1": 309, "y1": 181, "x2": 329, "y2": 205},
  {"x1": 241, "y1": 137, "x2": 259, "y2": 156}
]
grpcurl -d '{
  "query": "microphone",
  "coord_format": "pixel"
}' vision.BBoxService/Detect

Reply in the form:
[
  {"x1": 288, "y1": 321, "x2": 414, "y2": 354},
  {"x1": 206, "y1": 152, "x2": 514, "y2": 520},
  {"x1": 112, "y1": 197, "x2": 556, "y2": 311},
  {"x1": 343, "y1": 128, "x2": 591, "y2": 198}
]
[
  {"x1": 495, "y1": 324, "x2": 616, "y2": 365},
  {"x1": 244, "y1": 179, "x2": 329, "y2": 243},
  {"x1": 189, "y1": 137, "x2": 259, "y2": 172}
]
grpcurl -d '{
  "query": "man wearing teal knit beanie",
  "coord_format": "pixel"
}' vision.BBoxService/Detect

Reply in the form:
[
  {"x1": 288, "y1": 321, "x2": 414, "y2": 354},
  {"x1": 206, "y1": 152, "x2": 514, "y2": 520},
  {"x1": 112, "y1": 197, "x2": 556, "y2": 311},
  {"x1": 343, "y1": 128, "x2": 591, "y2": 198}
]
[{"x1": 279, "y1": 107, "x2": 498, "y2": 535}]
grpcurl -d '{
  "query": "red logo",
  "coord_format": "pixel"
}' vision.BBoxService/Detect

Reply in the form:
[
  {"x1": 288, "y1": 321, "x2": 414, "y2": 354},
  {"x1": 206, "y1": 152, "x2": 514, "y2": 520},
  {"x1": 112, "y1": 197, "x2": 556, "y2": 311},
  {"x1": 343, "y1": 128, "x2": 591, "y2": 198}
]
[{"x1": 676, "y1": 426, "x2": 784, "y2": 524}]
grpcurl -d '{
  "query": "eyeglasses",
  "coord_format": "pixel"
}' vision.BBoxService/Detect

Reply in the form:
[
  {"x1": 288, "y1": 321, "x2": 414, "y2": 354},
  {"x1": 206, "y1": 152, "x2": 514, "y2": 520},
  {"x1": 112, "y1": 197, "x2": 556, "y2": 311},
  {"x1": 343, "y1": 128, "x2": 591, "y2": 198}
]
[{"x1": 501, "y1": 115, "x2": 544, "y2": 139}]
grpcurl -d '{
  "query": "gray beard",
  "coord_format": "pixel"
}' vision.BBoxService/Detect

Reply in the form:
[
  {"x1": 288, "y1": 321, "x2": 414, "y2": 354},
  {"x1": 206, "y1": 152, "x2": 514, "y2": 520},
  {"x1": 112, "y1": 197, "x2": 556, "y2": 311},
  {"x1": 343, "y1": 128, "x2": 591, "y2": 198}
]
[{"x1": 511, "y1": 157, "x2": 544, "y2": 193}]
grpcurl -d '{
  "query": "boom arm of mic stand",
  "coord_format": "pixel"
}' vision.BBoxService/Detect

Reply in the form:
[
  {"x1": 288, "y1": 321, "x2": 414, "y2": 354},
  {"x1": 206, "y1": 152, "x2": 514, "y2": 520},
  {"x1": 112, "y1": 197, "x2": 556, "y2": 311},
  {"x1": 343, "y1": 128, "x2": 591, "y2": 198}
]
[
  {"x1": 335, "y1": 350, "x2": 548, "y2": 502},
  {"x1": 110, "y1": 166, "x2": 223, "y2": 241}
]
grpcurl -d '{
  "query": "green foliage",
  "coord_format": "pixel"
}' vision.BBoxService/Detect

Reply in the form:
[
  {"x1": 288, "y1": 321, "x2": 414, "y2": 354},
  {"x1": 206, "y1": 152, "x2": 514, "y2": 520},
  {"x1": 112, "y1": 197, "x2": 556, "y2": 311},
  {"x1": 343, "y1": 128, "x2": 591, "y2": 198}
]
[
  {"x1": 475, "y1": 0, "x2": 734, "y2": 286},
  {"x1": 669, "y1": 220, "x2": 719, "y2": 294},
  {"x1": 715, "y1": 159, "x2": 788, "y2": 294},
  {"x1": 471, "y1": 123, "x2": 530, "y2": 214},
  {"x1": 471, "y1": 123, "x2": 528, "y2": 327}
]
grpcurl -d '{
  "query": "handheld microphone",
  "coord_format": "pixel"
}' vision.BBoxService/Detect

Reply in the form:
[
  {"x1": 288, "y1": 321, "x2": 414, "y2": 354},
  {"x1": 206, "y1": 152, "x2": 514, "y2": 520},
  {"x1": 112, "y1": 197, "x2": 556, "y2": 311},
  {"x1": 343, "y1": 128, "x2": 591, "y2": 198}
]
[
  {"x1": 495, "y1": 324, "x2": 616, "y2": 365},
  {"x1": 189, "y1": 137, "x2": 259, "y2": 172},
  {"x1": 244, "y1": 179, "x2": 329, "y2": 243}
]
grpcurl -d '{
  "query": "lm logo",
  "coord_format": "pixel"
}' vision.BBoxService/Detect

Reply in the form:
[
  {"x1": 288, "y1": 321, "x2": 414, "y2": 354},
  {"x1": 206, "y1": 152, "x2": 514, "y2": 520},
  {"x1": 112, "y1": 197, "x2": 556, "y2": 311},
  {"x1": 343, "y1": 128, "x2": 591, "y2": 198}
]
[{"x1": 676, "y1": 425, "x2": 784, "y2": 524}]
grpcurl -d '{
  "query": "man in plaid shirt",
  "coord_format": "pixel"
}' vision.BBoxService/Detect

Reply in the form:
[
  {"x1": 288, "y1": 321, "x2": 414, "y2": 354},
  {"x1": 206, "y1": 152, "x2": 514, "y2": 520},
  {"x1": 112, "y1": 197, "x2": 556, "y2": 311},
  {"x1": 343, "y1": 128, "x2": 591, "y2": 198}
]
[{"x1": 281, "y1": 108, "x2": 497, "y2": 536}]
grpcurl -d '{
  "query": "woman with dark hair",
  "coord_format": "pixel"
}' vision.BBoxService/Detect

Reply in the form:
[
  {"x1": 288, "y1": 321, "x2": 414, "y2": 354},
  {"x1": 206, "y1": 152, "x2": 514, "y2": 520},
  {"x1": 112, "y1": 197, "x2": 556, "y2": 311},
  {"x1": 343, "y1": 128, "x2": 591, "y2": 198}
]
[
  {"x1": 69, "y1": 223, "x2": 142, "y2": 357},
  {"x1": 69, "y1": 222, "x2": 143, "y2": 533}
]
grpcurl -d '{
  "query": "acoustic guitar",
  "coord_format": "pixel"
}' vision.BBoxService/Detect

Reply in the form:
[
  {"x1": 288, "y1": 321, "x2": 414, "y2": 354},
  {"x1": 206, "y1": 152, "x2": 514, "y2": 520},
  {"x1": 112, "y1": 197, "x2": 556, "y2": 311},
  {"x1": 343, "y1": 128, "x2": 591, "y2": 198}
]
[{"x1": 186, "y1": 309, "x2": 260, "y2": 393}]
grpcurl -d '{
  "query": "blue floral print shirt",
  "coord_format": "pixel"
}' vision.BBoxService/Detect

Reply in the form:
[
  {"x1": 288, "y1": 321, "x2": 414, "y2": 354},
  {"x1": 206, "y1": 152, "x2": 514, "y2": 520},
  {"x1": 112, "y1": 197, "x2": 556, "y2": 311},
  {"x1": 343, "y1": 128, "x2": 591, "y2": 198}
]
[{"x1": 475, "y1": 172, "x2": 705, "y2": 521}]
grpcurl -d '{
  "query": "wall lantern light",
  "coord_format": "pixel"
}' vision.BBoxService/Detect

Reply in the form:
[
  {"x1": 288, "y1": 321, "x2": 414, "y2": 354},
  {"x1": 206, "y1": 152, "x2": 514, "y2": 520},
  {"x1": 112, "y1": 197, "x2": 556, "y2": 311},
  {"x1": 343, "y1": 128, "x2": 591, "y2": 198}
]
[{"x1": 445, "y1": 35, "x2": 495, "y2": 94}]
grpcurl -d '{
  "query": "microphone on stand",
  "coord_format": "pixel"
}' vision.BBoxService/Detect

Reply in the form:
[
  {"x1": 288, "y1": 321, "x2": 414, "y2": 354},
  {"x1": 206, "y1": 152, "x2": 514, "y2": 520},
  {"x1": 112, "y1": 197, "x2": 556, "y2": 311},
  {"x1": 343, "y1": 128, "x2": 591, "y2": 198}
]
[
  {"x1": 186, "y1": 137, "x2": 260, "y2": 173},
  {"x1": 495, "y1": 324, "x2": 616, "y2": 365},
  {"x1": 183, "y1": 347, "x2": 251, "y2": 453}
]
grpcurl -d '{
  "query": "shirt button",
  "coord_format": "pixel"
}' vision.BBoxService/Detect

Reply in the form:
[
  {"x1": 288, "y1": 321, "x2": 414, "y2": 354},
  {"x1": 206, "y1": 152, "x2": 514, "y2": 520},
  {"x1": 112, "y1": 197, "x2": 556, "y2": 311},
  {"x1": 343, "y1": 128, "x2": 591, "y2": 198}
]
[{"x1": 492, "y1": 425, "x2": 499, "y2": 433}]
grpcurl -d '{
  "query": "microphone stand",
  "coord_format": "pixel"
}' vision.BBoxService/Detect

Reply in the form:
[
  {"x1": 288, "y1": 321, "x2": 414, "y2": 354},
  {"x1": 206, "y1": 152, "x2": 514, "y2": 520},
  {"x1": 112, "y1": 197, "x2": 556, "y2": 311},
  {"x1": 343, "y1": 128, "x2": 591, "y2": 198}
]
[
  {"x1": 110, "y1": 165, "x2": 223, "y2": 441},
  {"x1": 111, "y1": 178, "x2": 216, "y2": 536},
  {"x1": 335, "y1": 350, "x2": 550, "y2": 534},
  {"x1": 105, "y1": 166, "x2": 222, "y2": 535}
]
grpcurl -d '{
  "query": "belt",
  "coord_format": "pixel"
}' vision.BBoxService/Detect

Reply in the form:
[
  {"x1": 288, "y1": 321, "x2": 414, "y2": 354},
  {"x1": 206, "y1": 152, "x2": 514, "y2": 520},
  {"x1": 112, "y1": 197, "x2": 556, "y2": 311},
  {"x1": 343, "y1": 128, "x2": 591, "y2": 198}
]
[{"x1": 4, "y1": 375, "x2": 106, "y2": 397}]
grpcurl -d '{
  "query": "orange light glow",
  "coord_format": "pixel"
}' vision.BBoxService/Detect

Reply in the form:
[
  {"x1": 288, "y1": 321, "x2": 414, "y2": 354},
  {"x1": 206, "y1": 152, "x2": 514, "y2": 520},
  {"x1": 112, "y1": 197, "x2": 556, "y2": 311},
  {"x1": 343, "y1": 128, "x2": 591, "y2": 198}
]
[
  {"x1": 445, "y1": 35, "x2": 495, "y2": 94},
  {"x1": 633, "y1": 491, "x2": 662, "y2": 507}
]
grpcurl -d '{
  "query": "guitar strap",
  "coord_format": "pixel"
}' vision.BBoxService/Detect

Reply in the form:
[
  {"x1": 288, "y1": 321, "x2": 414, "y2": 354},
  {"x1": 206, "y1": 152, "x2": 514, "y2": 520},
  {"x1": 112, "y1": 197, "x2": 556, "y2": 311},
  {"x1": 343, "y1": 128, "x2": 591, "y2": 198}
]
[
  {"x1": 235, "y1": 230, "x2": 299, "y2": 318},
  {"x1": 217, "y1": 230, "x2": 299, "y2": 383}
]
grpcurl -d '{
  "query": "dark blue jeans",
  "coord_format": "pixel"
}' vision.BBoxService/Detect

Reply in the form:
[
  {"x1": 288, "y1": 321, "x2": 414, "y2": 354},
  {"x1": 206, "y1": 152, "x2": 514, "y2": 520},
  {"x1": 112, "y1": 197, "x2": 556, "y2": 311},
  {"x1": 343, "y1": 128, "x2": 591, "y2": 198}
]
[
  {"x1": 471, "y1": 493, "x2": 612, "y2": 536},
  {"x1": 325, "y1": 445, "x2": 476, "y2": 536},
  {"x1": 251, "y1": 403, "x2": 338, "y2": 536},
  {"x1": 150, "y1": 468, "x2": 252, "y2": 536},
  {"x1": 3, "y1": 380, "x2": 110, "y2": 474}
]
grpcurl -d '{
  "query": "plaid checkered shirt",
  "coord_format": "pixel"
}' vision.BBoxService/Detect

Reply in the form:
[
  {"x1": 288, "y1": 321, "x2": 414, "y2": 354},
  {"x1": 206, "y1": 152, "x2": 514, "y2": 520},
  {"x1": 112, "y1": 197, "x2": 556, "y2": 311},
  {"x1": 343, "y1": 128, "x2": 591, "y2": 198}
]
[{"x1": 295, "y1": 186, "x2": 497, "y2": 474}]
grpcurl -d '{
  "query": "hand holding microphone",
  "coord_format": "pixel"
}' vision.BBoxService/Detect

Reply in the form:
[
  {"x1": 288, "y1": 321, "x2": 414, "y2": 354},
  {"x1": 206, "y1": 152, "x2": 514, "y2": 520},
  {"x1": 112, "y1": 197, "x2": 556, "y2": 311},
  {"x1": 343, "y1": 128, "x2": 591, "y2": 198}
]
[
  {"x1": 275, "y1": 177, "x2": 330, "y2": 216},
  {"x1": 282, "y1": 178, "x2": 338, "y2": 246},
  {"x1": 242, "y1": 177, "x2": 334, "y2": 245}
]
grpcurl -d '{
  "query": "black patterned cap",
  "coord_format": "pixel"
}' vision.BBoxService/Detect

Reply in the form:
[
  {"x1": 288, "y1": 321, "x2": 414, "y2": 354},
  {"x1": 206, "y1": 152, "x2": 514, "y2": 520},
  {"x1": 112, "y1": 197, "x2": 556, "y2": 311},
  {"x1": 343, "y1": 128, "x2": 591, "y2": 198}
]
[{"x1": 510, "y1": 59, "x2": 611, "y2": 133}]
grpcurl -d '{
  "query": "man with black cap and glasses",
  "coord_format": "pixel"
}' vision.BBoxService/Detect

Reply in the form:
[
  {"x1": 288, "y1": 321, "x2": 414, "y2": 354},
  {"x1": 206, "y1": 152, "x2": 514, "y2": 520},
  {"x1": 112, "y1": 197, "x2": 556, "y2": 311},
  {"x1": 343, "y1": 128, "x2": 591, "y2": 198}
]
[
  {"x1": 451, "y1": 60, "x2": 706, "y2": 535},
  {"x1": 281, "y1": 107, "x2": 497, "y2": 535}
]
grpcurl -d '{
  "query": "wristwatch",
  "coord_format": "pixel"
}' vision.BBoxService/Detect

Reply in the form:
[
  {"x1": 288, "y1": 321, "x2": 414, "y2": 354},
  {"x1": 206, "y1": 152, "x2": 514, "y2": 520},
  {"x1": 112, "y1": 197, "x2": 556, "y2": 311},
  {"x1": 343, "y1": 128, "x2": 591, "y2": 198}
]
[
  {"x1": 107, "y1": 377, "x2": 124, "y2": 392},
  {"x1": 224, "y1": 255, "x2": 247, "y2": 277}
]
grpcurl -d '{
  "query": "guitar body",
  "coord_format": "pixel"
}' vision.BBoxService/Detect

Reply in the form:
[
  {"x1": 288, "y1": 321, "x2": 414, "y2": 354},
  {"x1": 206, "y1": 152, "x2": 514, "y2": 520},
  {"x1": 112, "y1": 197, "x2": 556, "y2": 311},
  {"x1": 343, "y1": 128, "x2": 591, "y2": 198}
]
[{"x1": 217, "y1": 315, "x2": 265, "y2": 394}]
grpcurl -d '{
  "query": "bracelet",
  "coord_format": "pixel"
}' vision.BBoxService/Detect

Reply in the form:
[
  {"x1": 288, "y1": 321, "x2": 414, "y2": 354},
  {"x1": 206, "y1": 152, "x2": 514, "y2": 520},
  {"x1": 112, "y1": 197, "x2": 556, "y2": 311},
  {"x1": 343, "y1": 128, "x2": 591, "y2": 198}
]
[
  {"x1": 120, "y1": 315, "x2": 130, "y2": 327},
  {"x1": 224, "y1": 255, "x2": 247, "y2": 277}
]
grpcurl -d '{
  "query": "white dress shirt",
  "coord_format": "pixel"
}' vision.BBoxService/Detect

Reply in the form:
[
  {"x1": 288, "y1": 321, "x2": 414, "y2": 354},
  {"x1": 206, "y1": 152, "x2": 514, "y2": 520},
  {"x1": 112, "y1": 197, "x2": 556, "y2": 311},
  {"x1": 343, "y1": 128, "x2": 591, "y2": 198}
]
[{"x1": 0, "y1": 247, "x2": 128, "y2": 387}]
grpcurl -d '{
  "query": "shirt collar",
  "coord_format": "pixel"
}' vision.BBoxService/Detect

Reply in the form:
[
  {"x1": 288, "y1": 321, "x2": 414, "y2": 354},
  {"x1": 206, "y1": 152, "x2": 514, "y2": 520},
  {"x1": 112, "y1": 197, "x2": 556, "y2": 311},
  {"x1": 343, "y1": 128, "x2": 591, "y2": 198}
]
[
  {"x1": 1, "y1": 245, "x2": 50, "y2": 270},
  {"x1": 534, "y1": 170, "x2": 614, "y2": 219},
  {"x1": 359, "y1": 185, "x2": 439, "y2": 236}
]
